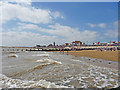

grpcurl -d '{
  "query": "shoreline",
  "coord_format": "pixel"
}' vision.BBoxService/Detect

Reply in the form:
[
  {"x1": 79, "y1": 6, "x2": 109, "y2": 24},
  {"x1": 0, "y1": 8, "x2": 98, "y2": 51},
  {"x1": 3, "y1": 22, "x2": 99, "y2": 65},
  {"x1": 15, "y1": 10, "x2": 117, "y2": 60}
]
[
  {"x1": 2, "y1": 50, "x2": 119, "y2": 88},
  {"x1": 53, "y1": 50, "x2": 119, "y2": 70}
]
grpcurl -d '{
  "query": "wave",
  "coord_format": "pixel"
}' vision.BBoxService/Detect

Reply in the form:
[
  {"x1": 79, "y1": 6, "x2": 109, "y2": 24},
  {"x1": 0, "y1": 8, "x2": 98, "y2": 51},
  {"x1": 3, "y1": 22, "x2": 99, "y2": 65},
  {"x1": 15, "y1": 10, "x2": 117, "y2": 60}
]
[
  {"x1": 8, "y1": 54, "x2": 18, "y2": 58},
  {"x1": 1, "y1": 74, "x2": 68, "y2": 88},
  {"x1": 35, "y1": 58, "x2": 62, "y2": 65},
  {"x1": 32, "y1": 54, "x2": 49, "y2": 57},
  {"x1": 10, "y1": 59, "x2": 62, "y2": 77}
]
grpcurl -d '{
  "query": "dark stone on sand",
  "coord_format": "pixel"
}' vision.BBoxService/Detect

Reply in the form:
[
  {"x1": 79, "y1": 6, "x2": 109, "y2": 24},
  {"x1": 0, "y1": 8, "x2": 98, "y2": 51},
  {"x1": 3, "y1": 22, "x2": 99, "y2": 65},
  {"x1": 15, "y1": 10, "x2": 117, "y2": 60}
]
[{"x1": 109, "y1": 62, "x2": 111, "y2": 64}]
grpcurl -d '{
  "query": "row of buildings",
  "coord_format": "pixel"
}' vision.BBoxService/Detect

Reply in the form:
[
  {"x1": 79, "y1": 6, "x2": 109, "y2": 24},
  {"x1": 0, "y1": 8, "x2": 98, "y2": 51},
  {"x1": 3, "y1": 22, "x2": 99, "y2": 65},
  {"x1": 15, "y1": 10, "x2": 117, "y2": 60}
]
[
  {"x1": 36, "y1": 40, "x2": 120, "y2": 48},
  {"x1": 93, "y1": 41, "x2": 120, "y2": 46},
  {"x1": 64, "y1": 41, "x2": 120, "y2": 46},
  {"x1": 36, "y1": 41, "x2": 82, "y2": 48}
]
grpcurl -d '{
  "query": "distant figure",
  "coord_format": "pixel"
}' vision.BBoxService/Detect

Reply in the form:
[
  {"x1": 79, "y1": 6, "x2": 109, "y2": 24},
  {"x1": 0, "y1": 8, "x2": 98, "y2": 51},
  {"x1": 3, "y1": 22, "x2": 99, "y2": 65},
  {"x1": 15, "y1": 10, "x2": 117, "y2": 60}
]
[
  {"x1": 113, "y1": 47, "x2": 116, "y2": 51},
  {"x1": 62, "y1": 50, "x2": 64, "y2": 54},
  {"x1": 60, "y1": 49, "x2": 62, "y2": 53},
  {"x1": 110, "y1": 48, "x2": 112, "y2": 51}
]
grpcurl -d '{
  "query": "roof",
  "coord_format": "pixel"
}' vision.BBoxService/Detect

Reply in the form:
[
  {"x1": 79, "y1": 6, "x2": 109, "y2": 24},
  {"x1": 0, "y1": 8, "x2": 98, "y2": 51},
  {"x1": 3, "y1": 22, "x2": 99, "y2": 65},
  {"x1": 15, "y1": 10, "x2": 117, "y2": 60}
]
[{"x1": 72, "y1": 41, "x2": 82, "y2": 43}]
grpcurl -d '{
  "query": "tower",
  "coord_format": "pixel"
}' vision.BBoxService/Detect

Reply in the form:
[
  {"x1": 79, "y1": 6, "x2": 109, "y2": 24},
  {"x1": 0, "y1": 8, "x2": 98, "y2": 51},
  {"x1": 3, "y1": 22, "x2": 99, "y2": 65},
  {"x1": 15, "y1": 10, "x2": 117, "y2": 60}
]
[{"x1": 53, "y1": 42, "x2": 55, "y2": 46}]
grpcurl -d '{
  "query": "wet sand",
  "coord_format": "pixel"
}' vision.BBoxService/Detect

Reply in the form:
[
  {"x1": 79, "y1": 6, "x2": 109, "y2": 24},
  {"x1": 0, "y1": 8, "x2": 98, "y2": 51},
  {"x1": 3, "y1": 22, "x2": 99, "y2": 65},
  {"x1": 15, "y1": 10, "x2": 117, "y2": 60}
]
[
  {"x1": 65, "y1": 50, "x2": 119, "y2": 62},
  {"x1": 54, "y1": 50, "x2": 119, "y2": 70}
]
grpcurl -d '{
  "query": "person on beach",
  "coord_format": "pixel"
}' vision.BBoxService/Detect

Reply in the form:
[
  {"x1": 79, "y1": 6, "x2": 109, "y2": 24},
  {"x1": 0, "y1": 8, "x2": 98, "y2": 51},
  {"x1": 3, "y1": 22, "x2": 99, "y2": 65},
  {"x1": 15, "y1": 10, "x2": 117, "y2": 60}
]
[
  {"x1": 60, "y1": 48, "x2": 62, "y2": 53},
  {"x1": 110, "y1": 48, "x2": 112, "y2": 51},
  {"x1": 62, "y1": 49, "x2": 64, "y2": 54},
  {"x1": 100, "y1": 48, "x2": 102, "y2": 52},
  {"x1": 113, "y1": 47, "x2": 116, "y2": 51}
]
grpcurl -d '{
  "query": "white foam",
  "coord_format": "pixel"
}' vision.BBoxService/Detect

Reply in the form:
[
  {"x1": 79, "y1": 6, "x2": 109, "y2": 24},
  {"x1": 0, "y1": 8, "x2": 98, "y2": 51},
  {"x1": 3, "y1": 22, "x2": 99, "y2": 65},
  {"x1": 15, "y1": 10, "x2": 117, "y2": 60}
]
[
  {"x1": 1, "y1": 74, "x2": 68, "y2": 88},
  {"x1": 73, "y1": 60, "x2": 81, "y2": 62},
  {"x1": 36, "y1": 59, "x2": 62, "y2": 65},
  {"x1": 36, "y1": 60, "x2": 46, "y2": 63},
  {"x1": 33, "y1": 54, "x2": 49, "y2": 57}
]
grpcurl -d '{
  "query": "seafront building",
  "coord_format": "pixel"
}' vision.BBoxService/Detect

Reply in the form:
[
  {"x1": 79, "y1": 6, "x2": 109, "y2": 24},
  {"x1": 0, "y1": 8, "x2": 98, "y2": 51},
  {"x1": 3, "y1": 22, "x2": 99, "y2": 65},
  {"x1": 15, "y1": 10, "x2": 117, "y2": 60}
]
[{"x1": 72, "y1": 41, "x2": 82, "y2": 46}]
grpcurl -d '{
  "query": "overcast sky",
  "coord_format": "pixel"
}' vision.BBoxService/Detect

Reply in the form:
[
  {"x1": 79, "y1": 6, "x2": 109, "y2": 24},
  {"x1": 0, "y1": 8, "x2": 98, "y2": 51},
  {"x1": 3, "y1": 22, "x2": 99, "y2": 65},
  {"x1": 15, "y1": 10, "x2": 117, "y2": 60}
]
[{"x1": 0, "y1": 0, "x2": 118, "y2": 46}]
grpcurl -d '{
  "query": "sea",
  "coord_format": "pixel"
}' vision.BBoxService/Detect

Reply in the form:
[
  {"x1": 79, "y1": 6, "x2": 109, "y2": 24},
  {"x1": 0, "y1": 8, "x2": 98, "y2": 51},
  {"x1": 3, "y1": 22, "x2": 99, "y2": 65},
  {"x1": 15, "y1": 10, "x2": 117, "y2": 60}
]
[{"x1": 1, "y1": 49, "x2": 119, "y2": 88}]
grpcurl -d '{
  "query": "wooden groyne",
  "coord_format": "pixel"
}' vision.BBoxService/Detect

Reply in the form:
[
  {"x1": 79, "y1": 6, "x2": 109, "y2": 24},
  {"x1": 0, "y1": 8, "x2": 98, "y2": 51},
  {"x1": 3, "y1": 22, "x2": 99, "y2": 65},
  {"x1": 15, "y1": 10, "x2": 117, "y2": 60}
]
[{"x1": 1, "y1": 46, "x2": 119, "y2": 52}]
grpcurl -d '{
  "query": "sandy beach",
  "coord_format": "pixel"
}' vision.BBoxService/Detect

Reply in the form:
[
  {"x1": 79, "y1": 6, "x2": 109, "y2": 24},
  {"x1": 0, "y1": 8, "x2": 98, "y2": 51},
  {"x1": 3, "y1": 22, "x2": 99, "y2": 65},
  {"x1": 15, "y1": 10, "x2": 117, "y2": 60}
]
[{"x1": 65, "y1": 50, "x2": 119, "y2": 62}]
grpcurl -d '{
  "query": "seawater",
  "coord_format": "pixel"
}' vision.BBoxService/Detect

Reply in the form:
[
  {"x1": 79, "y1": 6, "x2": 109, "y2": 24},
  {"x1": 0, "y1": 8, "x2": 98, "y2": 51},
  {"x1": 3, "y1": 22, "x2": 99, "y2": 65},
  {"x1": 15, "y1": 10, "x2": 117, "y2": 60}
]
[{"x1": 1, "y1": 50, "x2": 119, "y2": 88}]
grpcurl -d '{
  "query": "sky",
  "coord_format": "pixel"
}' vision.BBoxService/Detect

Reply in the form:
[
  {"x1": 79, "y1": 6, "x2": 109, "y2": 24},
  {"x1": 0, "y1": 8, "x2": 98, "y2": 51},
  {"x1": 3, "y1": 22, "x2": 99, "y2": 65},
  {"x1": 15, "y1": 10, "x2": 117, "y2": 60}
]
[{"x1": 0, "y1": 0, "x2": 118, "y2": 46}]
